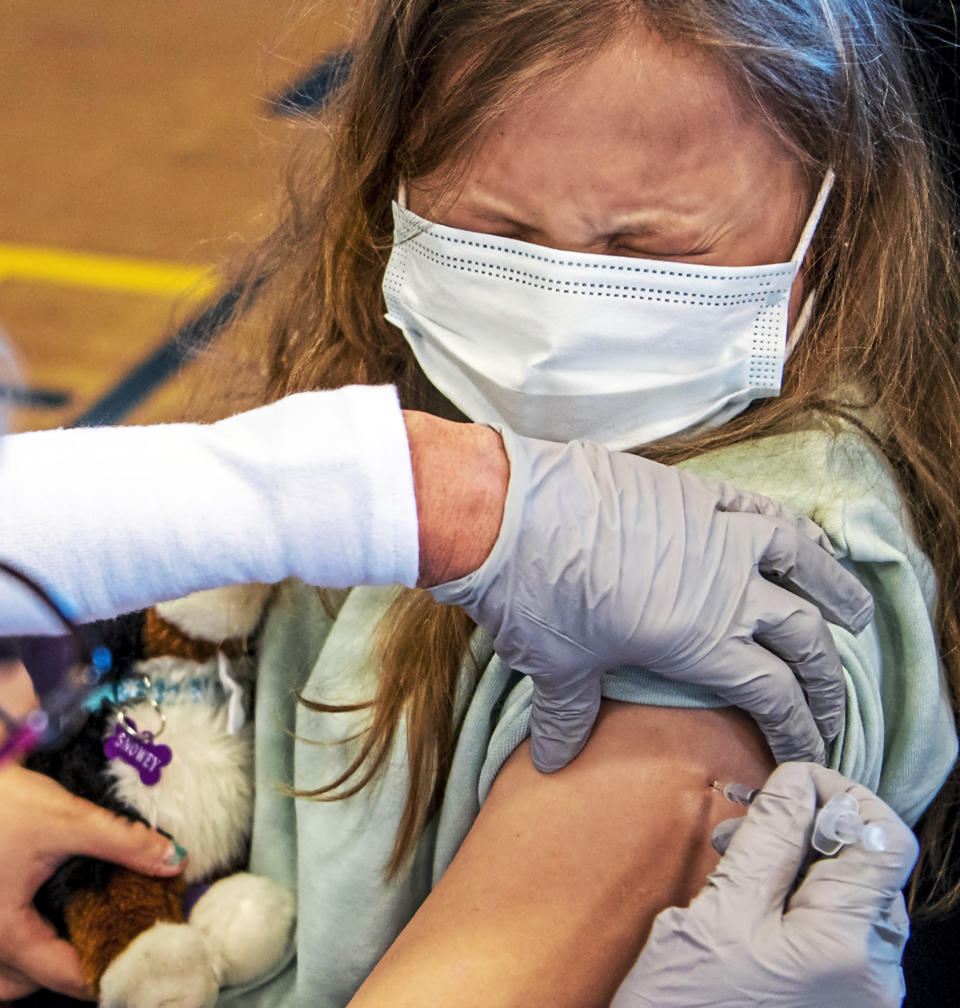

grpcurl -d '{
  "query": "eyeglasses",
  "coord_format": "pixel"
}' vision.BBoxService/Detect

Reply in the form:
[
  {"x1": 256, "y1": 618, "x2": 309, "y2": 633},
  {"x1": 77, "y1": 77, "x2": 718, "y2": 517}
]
[{"x1": 0, "y1": 561, "x2": 112, "y2": 764}]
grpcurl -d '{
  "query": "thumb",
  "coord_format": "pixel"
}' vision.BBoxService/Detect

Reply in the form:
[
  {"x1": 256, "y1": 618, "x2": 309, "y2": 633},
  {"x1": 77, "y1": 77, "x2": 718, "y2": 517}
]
[
  {"x1": 528, "y1": 674, "x2": 603, "y2": 773},
  {"x1": 708, "y1": 762, "x2": 817, "y2": 915},
  {"x1": 11, "y1": 912, "x2": 95, "y2": 1001},
  {"x1": 68, "y1": 798, "x2": 185, "y2": 877}
]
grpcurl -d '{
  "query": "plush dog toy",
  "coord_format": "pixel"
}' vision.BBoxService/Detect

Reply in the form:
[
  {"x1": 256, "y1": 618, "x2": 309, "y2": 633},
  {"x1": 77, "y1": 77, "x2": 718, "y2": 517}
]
[{"x1": 26, "y1": 583, "x2": 295, "y2": 1008}]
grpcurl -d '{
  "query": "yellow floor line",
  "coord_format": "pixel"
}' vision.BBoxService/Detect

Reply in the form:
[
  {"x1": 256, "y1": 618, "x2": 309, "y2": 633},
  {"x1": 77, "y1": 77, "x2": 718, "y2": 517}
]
[{"x1": 0, "y1": 243, "x2": 218, "y2": 299}]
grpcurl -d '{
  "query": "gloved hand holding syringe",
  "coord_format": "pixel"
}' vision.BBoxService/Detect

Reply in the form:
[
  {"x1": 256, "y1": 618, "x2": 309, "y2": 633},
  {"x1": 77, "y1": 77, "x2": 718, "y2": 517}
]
[
  {"x1": 611, "y1": 763, "x2": 918, "y2": 1008},
  {"x1": 709, "y1": 778, "x2": 888, "y2": 856}
]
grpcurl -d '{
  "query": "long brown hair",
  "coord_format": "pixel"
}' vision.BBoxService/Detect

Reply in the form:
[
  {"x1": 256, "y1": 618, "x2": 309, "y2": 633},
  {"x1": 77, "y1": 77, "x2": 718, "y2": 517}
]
[{"x1": 207, "y1": 0, "x2": 960, "y2": 903}]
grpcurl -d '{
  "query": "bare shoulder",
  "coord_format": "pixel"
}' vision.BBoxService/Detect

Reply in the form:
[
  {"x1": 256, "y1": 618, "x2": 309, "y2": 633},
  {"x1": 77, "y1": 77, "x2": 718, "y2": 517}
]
[{"x1": 349, "y1": 702, "x2": 774, "y2": 1008}]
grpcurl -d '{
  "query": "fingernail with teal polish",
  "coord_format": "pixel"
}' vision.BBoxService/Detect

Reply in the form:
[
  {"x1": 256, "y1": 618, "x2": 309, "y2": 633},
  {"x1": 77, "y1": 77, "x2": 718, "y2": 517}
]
[{"x1": 164, "y1": 840, "x2": 188, "y2": 866}]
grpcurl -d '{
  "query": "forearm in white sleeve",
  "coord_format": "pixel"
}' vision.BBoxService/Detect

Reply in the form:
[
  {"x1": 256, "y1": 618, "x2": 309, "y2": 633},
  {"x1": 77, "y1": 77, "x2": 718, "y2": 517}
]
[{"x1": 0, "y1": 385, "x2": 419, "y2": 633}]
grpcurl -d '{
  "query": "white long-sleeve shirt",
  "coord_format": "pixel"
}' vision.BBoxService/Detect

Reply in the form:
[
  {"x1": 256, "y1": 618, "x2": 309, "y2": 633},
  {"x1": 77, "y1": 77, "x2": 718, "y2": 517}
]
[{"x1": 0, "y1": 385, "x2": 419, "y2": 633}]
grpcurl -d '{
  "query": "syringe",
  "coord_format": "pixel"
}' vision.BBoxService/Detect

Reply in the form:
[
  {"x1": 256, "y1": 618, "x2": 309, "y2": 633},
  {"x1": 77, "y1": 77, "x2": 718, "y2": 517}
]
[{"x1": 709, "y1": 779, "x2": 887, "y2": 856}]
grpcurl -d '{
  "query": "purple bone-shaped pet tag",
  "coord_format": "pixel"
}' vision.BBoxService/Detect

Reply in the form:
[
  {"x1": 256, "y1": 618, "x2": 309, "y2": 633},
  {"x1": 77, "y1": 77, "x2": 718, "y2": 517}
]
[{"x1": 104, "y1": 719, "x2": 172, "y2": 786}]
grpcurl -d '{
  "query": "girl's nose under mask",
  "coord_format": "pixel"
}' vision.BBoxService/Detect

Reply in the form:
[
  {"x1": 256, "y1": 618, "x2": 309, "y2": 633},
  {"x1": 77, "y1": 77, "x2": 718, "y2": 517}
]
[{"x1": 383, "y1": 172, "x2": 833, "y2": 450}]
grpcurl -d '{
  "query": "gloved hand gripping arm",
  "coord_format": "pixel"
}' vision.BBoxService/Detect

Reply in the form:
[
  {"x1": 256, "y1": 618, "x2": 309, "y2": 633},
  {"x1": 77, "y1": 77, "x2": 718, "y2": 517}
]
[{"x1": 430, "y1": 428, "x2": 873, "y2": 770}]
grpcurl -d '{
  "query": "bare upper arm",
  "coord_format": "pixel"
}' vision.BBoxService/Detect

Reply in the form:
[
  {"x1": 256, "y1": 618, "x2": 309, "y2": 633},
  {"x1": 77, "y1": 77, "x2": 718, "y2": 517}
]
[{"x1": 348, "y1": 701, "x2": 775, "y2": 1008}]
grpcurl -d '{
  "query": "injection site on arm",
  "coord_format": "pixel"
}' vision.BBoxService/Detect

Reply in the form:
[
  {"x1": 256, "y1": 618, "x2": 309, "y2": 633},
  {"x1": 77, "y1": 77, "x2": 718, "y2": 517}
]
[{"x1": 0, "y1": 386, "x2": 419, "y2": 634}]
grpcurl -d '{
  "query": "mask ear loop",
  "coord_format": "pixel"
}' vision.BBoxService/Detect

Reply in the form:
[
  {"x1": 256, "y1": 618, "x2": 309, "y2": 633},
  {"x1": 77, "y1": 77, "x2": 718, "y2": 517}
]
[
  {"x1": 397, "y1": 181, "x2": 408, "y2": 210},
  {"x1": 785, "y1": 169, "x2": 835, "y2": 361},
  {"x1": 785, "y1": 289, "x2": 816, "y2": 359},
  {"x1": 791, "y1": 169, "x2": 835, "y2": 267}
]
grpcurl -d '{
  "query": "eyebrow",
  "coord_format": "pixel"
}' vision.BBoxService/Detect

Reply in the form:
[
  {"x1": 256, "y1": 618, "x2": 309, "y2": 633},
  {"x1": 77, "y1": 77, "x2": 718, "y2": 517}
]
[{"x1": 461, "y1": 204, "x2": 703, "y2": 247}]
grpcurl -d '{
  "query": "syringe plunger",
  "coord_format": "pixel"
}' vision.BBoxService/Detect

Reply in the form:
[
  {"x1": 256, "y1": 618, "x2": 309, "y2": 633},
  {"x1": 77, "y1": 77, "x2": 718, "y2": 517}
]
[{"x1": 812, "y1": 792, "x2": 887, "y2": 856}]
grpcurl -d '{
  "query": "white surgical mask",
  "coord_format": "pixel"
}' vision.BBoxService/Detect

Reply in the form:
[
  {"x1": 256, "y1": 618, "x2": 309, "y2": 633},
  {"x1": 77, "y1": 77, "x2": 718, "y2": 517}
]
[{"x1": 383, "y1": 172, "x2": 834, "y2": 449}]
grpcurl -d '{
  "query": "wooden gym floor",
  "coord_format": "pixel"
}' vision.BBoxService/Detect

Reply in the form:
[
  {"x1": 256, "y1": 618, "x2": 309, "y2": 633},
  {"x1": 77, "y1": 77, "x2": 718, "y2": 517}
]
[{"x1": 1, "y1": 1, "x2": 352, "y2": 433}]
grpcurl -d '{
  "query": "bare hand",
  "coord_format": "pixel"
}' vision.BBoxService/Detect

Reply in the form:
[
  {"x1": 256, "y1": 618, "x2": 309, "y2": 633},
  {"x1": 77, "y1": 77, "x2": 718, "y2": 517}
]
[{"x1": 0, "y1": 765, "x2": 184, "y2": 1001}]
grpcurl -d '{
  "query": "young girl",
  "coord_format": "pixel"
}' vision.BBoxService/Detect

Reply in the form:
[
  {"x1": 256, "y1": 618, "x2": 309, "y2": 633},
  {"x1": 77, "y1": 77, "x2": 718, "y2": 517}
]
[{"x1": 162, "y1": 0, "x2": 957, "y2": 1003}]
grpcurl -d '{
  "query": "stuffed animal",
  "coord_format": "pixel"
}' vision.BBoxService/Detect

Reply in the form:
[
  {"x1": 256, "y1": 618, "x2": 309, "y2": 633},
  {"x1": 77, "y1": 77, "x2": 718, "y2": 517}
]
[{"x1": 25, "y1": 583, "x2": 296, "y2": 1008}]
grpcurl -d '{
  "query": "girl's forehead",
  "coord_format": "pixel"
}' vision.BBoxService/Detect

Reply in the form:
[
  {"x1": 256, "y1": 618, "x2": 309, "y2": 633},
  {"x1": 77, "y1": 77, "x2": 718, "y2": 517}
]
[{"x1": 417, "y1": 30, "x2": 805, "y2": 265}]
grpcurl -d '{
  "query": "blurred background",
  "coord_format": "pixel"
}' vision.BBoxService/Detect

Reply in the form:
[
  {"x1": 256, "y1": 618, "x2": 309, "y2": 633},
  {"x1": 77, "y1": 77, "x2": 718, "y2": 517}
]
[{"x1": 1, "y1": 0, "x2": 351, "y2": 433}]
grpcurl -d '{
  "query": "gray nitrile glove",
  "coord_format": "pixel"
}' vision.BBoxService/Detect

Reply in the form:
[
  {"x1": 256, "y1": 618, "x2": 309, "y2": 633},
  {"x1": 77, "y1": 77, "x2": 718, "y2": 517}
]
[
  {"x1": 431, "y1": 430, "x2": 874, "y2": 772},
  {"x1": 611, "y1": 762, "x2": 918, "y2": 1008}
]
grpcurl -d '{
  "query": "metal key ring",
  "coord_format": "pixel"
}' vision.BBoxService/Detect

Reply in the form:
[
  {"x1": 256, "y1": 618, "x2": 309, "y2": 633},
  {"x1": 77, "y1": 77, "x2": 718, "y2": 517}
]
[{"x1": 114, "y1": 674, "x2": 166, "y2": 741}]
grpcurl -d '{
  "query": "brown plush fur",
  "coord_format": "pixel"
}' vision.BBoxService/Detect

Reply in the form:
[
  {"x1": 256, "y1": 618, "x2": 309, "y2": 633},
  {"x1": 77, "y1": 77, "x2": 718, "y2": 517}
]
[
  {"x1": 64, "y1": 870, "x2": 187, "y2": 993},
  {"x1": 143, "y1": 608, "x2": 246, "y2": 662}
]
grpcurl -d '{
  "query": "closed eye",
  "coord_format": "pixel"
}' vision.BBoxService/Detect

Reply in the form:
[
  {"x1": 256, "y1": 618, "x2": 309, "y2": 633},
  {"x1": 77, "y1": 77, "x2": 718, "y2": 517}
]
[
  {"x1": 610, "y1": 241, "x2": 714, "y2": 260},
  {"x1": 436, "y1": 210, "x2": 715, "y2": 261}
]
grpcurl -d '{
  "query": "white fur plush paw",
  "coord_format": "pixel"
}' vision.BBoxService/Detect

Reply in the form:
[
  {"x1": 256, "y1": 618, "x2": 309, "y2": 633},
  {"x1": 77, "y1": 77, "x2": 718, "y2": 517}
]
[
  {"x1": 98, "y1": 921, "x2": 219, "y2": 1008},
  {"x1": 189, "y1": 872, "x2": 296, "y2": 987}
]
